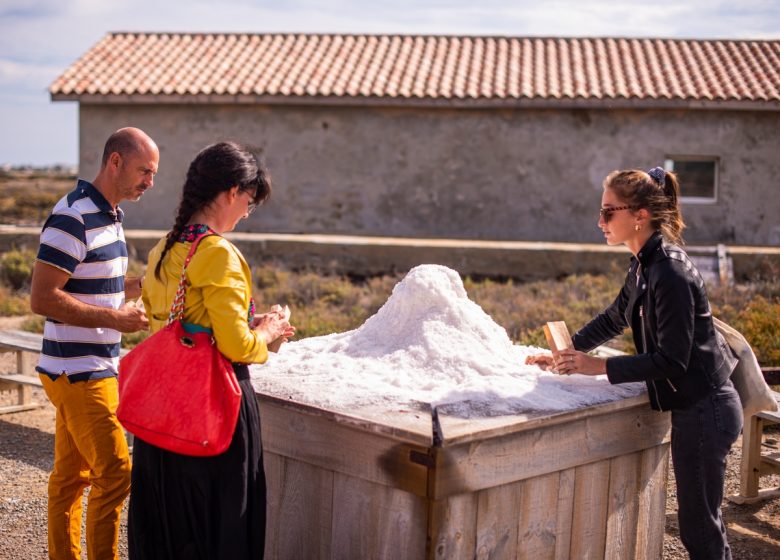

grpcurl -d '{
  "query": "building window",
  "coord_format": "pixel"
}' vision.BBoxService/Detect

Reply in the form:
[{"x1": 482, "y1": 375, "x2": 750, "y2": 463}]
[{"x1": 663, "y1": 157, "x2": 718, "y2": 203}]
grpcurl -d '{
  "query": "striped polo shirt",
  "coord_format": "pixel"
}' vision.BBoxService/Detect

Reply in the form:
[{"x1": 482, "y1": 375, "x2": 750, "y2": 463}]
[{"x1": 35, "y1": 179, "x2": 127, "y2": 382}]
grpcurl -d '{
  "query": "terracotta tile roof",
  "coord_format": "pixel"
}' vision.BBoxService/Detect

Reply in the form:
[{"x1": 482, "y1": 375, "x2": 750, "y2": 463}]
[{"x1": 50, "y1": 33, "x2": 780, "y2": 108}]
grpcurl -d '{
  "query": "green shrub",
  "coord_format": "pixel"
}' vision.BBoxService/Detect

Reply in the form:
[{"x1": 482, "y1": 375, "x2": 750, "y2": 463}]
[
  {"x1": 0, "y1": 285, "x2": 31, "y2": 316},
  {"x1": 464, "y1": 272, "x2": 635, "y2": 352},
  {"x1": 0, "y1": 249, "x2": 35, "y2": 290},
  {"x1": 252, "y1": 264, "x2": 398, "y2": 340},
  {"x1": 122, "y1": 330, "x2": 150, "y2": 349},
  {"x1": 728, "y1": 296, "x2": 780, "y2": 366},
  {"x1": 20, "y1": 314, "x2": 44, "y2": 333}
]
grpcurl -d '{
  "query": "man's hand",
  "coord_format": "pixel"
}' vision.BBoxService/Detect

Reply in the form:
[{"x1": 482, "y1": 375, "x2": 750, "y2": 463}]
[
  {"x1": 125, "y1": 275, "x2": 144, "y2": 300},
  {"x1": 31, "y1": 261, "x2": 148, "y2": 333},
  {"x1": 113, "y1": 301, "x2": 149, "y2": 333}
]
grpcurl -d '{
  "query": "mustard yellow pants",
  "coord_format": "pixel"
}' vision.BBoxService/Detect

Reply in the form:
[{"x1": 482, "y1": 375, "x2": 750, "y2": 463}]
[{"x1": 40, "y1": 375, "x2": 131, "y2": 560}]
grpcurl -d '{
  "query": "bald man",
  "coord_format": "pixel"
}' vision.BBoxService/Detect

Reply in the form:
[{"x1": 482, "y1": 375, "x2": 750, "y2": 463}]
[{"x1": 30, "y1": 127, "x2": 158, "y2": 560}]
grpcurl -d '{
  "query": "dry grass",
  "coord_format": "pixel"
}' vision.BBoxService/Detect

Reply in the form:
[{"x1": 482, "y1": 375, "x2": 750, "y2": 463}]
[
  {"x1": 2, "y1": 251, "x2": 779, "y2": 365},
  {"x1": 0, "y1": 169, "x2": 75, "y2": 225}
]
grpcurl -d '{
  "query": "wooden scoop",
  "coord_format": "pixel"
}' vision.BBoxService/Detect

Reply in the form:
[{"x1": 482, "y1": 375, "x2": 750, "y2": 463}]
[{"x1": 543, "y1": 321, "x2": 573, "y2": 357}]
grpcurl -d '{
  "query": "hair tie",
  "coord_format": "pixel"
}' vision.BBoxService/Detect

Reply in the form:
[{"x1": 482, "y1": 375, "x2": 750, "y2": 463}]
[{"x1": 647, "y1": 167, "x2": 665, "y2": 186}]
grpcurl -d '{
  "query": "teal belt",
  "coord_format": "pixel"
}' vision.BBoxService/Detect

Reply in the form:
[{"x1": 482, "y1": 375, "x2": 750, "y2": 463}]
[{"x1": 181, "y1": 322, "x2": 213, "y2": 335}]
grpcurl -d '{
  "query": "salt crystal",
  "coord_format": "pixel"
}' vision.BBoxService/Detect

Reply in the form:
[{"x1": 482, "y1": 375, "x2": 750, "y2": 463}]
[{"x1": 250, "y1": 264, "x2": 644, "y2": 417}]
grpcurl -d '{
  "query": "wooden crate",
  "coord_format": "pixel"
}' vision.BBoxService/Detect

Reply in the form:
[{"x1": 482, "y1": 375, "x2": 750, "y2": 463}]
[{"x1": 257, "y1": 392, "x2": 671, "y2": 560}]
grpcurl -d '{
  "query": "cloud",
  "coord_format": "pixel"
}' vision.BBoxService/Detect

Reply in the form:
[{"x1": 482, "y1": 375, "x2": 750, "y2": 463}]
[
  {"x1": 0, "y1": 58, "x2": 63, "y2": 92},
  {"x1": 0, "y1": 0, "x2": 64, "y2": 20}
]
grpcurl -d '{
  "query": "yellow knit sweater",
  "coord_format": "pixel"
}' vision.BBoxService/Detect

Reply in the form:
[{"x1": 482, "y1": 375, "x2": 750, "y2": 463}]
[{"x1": 142, "y1": 234, "x2": 268, "y2": 365}]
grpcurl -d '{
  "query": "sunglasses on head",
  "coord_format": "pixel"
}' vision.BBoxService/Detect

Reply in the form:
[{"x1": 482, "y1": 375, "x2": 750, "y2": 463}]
[{"x1": 599, "y1": 205, "x2": 633, "y2": 223}]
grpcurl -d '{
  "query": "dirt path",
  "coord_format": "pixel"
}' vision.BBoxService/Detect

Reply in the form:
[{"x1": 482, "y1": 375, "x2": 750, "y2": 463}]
[{"x1": 1, "y1": 387, "x2": 779, "y2": 558}]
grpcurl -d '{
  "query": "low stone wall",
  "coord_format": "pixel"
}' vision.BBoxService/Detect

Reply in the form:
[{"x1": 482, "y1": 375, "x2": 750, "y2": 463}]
[{"x1": 2, "y1": 226, "x2": 779, "y2": 282}]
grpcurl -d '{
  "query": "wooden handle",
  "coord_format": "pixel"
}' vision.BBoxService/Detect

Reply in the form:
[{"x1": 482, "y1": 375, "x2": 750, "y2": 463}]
[{"x1": 543, "y1": 321, "x2": 573, "y2": 355}]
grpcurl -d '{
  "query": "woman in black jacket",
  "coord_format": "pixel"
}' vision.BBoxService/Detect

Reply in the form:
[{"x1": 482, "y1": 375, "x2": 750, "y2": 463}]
[{"x1": 528, "y1": 167, "x2": 742, "y2": 559}]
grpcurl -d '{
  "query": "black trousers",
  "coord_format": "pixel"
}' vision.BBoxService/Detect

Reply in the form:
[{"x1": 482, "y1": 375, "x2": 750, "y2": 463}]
[{"x1": 671, "y1": 379, "x2": 742, "y2": 560}]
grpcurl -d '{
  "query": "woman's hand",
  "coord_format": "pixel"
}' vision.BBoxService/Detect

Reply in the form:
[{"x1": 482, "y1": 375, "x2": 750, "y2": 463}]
[
  {"x1": 554, "y1": 349, "x2": 607, "y2": 376},
  {"x1": 525, "y1": 353, "x2": 556, "y2": 371},
  {"x1": 252, "y1": 305, "x2": 296, "y2": 352}
]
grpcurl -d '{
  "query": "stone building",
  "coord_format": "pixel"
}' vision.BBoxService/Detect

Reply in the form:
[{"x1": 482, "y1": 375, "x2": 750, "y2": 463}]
[{"x1": 51, "y1": 33, "x2": 780, "y2": 245}]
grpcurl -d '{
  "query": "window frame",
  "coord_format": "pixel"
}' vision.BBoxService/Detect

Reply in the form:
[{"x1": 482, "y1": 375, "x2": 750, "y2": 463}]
[{"x1": 663, "y1": 156, "x2": 719, "y2": 204}]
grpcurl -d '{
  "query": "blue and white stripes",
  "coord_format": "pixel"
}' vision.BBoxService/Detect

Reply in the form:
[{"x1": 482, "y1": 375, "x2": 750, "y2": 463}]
[{"x1": 36, "y1": 180, "x2": 127, "y2": 381}]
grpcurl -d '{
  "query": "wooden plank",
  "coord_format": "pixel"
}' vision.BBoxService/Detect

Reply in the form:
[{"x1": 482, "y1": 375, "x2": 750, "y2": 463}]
[
  {"x1": 634, "y1": 444, "x2": 669, "y2": 559},
  {"x1": 0, "y1": 373, "x2": 43, "y2": 387},
  {"x1": 516, "y1": 471, "x2": 560, "y2": 560},
  {"x1": 569, "y1": 459, "x2": 610, "y2": 560},
  {"x1": 757, "y1": 408, "x2": 780, "y2": 423},
  {"x1": 738, "y1": 414, "x2": 763, "y2": 499},
  {"x1": 264, "y1": 451, "x2": 283, "y2": 559},
  {"x1": 428, "y1": 493, "x2": 478, "y2": 560},
  {"x1": 331, "y1": 471, "x2": 427, "y2": 560},
  {"x1": 604, "y1": 452, "x2": 641, "y2": 559},
  {"x1": 264, "y1": 452, "x2": 333, "y2": 560},
  {"x1": 0, "y1": 329, "x2": 129, "y2": 357},
  {"x1": 760, "y1": 453, "x2": 780, "y2": 475},
  {"x1": 433, "y1": 404, "x2": 670, "y2": 498},
  {"x1": 554, "y1": 467, "x2": 576, "y2": 560},
  {"x1": 474, "y1": 480, "x2": 521, "y2": 560},
  {"x1": 258, "y1": 397, "x2": 431, "y2": 497},
  {"x1": 0, "y1": 374, "x2": 39, "y2": 409},
  {"x1": 728, "y1": 486, "x2": 780, "y2": 505},
  {"x1": 0, "y1": 330, "x2": 44, "y2": 353},
  {"x1": 257, "y1": 392, "x2": 432, "y2": 445},
  {"x1": 438, "y1": 394, "x2": 651, "y2": 446},
  {"x1": 348, "y1": 401, "x2": 437, "y2": 443},
  {"x1": 0, "y1": 403, "x2": 41, "y2": 415},
  {"x1": 16, "y1": 350, "x2": 37, "y2": 376}
]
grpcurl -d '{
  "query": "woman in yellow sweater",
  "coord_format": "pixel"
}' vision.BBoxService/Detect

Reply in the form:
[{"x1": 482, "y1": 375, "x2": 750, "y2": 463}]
[{"x1": 128, "y1": 142, "x2": 293, "y2": 559}]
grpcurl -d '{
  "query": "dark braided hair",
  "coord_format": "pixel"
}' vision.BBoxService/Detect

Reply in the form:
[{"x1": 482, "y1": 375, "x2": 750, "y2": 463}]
[
  {"x1": 154, "y1": 141, "x2": 271, "y2": 280},
  {"x1": 603, "y1": 168, "x2": 686, "y2": 245}
]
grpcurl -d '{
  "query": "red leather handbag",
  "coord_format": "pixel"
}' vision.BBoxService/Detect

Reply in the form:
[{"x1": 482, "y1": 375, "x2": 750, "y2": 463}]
[{"x1": 117, "y1": 233, "x2": 242, "y2": 457}]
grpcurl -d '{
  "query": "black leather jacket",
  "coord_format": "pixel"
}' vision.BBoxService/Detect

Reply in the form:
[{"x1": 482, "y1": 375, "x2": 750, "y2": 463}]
[{"x1": 572, "y1": 232, "x2": 737, "y2": 411}]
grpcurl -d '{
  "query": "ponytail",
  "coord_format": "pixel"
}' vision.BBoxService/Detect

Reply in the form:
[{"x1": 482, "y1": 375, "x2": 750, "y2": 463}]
[
  {"x1": 658, "y1": 171, "x2": 685, "y2": 245},
  {"x1": 603, "y1": 167, "x2": 686, "y2": 245}
]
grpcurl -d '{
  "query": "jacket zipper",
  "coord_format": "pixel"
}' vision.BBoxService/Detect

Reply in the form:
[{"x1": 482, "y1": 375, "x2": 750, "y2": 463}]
[{"x1": 641, "y1": 305, "x2": 664, "y2": 409}]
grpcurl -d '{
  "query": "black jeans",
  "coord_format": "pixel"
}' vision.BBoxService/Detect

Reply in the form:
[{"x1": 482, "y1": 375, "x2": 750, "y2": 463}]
[{"x1": 671, "y1": 379, "x2": 743, "y2": 560}]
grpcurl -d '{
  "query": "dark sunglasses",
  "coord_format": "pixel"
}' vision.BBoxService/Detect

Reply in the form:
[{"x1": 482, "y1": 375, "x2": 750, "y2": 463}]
[{"x1": 599, "y1": 205, "x2": 633, "y2": 223}]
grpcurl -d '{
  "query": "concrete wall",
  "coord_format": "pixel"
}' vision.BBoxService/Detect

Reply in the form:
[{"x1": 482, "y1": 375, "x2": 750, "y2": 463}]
[
  {"x1": 5, "y1": 227, "x2": 779, "y2": 282},
  {"x1": 77, "y1": 104, "x2": 780, "y2": 245}
]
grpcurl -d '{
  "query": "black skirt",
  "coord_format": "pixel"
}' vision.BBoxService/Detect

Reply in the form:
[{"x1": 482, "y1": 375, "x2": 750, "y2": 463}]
[{"x1": 128, "y1": 365, "x2": 266, "y2": 560}]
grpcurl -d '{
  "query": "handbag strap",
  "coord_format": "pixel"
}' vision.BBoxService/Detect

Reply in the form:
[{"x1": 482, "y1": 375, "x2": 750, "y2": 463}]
[{"x1": 166, "y1": 232, "x2": 217, "y2": 324}]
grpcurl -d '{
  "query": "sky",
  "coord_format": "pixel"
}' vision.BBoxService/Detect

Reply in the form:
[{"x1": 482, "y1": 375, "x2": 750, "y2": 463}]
[{"x1": 1, "y1": 0, "x2": 779, "y2": 166}]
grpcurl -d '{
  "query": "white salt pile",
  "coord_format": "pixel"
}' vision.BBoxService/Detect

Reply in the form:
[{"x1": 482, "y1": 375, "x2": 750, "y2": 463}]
[{"x1": 250, "y1": 264, "x2": 644, "y2": 418}]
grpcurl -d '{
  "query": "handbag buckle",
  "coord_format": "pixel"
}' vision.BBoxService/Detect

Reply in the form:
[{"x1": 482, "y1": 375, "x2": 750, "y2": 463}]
[{"x1": 180, "y1": 336, "x2": 195, "y2": 348}]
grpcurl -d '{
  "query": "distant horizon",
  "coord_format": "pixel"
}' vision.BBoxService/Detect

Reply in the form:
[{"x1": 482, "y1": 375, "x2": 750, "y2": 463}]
[
  {"x1": 1, "y1": 163, "x2": 77, "y2": 171},
  {"x1": 2, "y1": 0, "x2": 779, "y2": 166}
]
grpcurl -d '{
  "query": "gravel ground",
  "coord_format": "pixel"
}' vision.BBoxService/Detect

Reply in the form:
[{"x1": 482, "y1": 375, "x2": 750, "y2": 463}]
[{"x1": 2, "y1": 362, "x2": 779, "y2": 558}]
